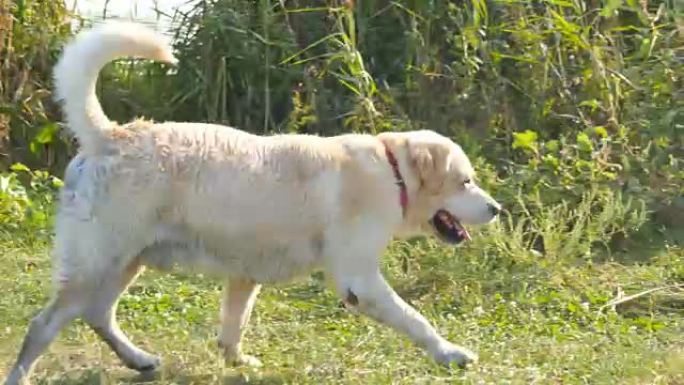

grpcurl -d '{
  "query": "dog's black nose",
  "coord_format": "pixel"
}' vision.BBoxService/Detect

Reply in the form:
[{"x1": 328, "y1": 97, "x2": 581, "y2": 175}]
[{"x1": 488, "y1": 203, "x2": 501, "y2": 216}]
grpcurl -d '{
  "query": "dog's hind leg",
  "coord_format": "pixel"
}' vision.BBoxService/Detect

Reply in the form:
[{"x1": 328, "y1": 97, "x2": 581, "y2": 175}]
[
  {"x1": 4, "y1": 285, "x2": 86, "y2": 385},
  {"x1": 81, "y1": 258, "x2": 160, "y2": 372},
  {"x1": 219, "y1": 278, "x2": 262, "y2": 367}
]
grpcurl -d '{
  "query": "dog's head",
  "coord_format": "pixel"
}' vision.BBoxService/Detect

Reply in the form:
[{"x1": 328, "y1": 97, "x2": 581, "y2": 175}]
[{"x1": 379, "y1": 130, "x2": 501, "y2": 244}]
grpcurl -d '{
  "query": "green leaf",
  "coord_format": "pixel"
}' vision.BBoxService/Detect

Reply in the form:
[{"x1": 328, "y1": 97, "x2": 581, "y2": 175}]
[
  {"x1": 600, "y1": 0, "x2": 623, "y2": 16},
  {"x1": 579, "y1": 99, "x2": 600, "y2": 112},
  {"x1": 576, "y1": 133, "x2": 593, "y2": 152},
  {"x1": 34, "y1": 123, "x2": 59, "y2": 144},
  {"x1": 10, "y1": 163, "x2": 31, "y2": 173},
  {"x1": 51, "y1": 178, "x2": 64, "y2": 188},
  {"x1": 29, "y1": 122, "x2": 60, "y2": 155},
  {"x1": 512, "y1": 130, "x2": 539, "y2": 153},
  {"x1": 542, "y1": 154, "x2": 560, "y2": 169},
  {"x1": 0, "y1": 175, "x2": 10, "y2": 192},
  {"x1": 592, "y1": 126, "x2": 608, "y2": 138},
  {"x1": 654, "y1": 137, "x2": 670, "y2": 148},
  {"x1": 545, "y1": 140, "x2": 560, "y2": 152}
]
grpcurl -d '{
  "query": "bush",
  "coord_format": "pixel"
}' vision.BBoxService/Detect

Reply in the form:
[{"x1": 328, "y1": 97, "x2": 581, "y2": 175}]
[
  {"x1": 2, "y1": 0, "x2": 681, "y2": 253},
  {"x1": 0, "y1": 0, "x2": 73, "y2": 173},
  {"x1": 0, "y1": 163, "x2": 61, "y2": 242}
]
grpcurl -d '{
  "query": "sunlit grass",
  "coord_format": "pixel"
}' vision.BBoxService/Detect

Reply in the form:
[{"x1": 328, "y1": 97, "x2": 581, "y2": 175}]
[{"x1": 1, "y1": 233, "x2": 681, "y2": 384}]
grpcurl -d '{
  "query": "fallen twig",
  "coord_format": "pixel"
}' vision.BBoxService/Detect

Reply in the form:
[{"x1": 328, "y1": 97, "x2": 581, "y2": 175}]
[{"x1": 599, "y1": 284, "x2": 684, "y2": 313}]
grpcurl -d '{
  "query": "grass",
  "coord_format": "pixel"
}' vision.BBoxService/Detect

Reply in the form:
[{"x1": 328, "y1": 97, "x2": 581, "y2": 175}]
[{"x1": 0, "y1": 229, "x2": 682, "y2": 385}]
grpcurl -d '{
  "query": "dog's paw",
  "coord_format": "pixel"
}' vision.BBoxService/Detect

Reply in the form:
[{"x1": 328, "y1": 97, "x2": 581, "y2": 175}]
[
  {"x1": 226, "y1": 353, "x2": 263, "y2": 368},
  {"x1": 237, "y1": 354, "x2": 263, "y2": 367},
  {"x1": 126, "y1": 352, "x2": 161, "y2": 372},
  {"x1": 219, "y1": 341, "x2": 263, "y2": 367},
  {"x1": 432, "y1": 342, "x2": 478, "y2": 369}
]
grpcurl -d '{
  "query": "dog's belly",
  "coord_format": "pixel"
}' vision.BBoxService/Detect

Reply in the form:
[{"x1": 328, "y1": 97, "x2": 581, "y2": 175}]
[{"x1": 139, "y1": 230, "x2": 324, "y2": 283}]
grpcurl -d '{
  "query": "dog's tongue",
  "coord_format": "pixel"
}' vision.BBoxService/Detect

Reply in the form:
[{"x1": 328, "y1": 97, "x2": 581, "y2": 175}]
[{"x1": 454, "y1": 220, "x2": 471, "y2": 241}]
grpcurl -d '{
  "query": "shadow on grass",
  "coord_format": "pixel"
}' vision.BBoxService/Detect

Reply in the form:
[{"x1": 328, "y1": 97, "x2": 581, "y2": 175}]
[
  {"x1": 42, "y1": 368, "x2": 286, "y2": 385},
  {"x1": 601, "y1": 219, "x2": 683, "y2": 266}
]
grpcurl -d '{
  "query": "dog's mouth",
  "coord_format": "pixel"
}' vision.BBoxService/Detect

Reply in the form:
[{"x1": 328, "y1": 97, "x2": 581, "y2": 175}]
[{"x1": 429, "y1": 209, "x2": 471, "y2": 245}]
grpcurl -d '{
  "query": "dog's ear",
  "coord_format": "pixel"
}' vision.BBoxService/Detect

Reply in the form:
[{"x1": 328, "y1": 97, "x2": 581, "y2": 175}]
[{"x1": 408, "y1": 140, "x2": 450, "y2": 194}]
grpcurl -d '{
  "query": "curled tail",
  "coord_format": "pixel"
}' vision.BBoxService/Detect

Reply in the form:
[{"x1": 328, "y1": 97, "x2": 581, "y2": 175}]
[{"x1": 54, "y1": 22, "x2": 176, "y2": 151}]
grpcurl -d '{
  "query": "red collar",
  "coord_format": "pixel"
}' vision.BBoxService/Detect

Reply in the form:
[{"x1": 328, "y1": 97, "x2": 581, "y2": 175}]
[{"x1": 382, "y1": 143, "x2": 408, "y2": 218}]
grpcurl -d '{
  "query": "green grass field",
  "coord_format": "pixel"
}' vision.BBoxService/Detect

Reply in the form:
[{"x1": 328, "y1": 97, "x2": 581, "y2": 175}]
[{"x1": 1, "y1": 230, "x2": 682, "y2": 385}]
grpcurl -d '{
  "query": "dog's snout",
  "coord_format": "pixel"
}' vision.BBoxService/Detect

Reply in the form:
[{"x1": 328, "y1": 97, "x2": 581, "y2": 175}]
[{"x1": 487, "y1": 203, "x2": 501, "y2": 216}]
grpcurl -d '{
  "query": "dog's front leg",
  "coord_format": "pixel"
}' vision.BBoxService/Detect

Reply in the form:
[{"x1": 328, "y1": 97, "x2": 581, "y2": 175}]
[
  {"x1": 325, "y1": 222, "x2": 477, "y2": 368},
  {"x1": 332, "y1": 269, "x2": 477, "y2": 367}
]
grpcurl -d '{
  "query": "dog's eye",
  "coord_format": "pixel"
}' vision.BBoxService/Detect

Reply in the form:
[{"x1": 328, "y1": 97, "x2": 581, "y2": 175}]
[{"x1": 463, "y1": 178, "x2": 471, "y2": 186}]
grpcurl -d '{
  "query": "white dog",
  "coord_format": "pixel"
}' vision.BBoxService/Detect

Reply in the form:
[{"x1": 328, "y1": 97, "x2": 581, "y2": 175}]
[{"x1": 4, "y1": 22, "x2": 501, "y2": 385}]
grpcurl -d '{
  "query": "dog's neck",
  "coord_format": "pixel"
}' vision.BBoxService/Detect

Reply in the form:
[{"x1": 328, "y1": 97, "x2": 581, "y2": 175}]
[{"x1": 381, "y1": 142, "x2": 408, "y2": 218}]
